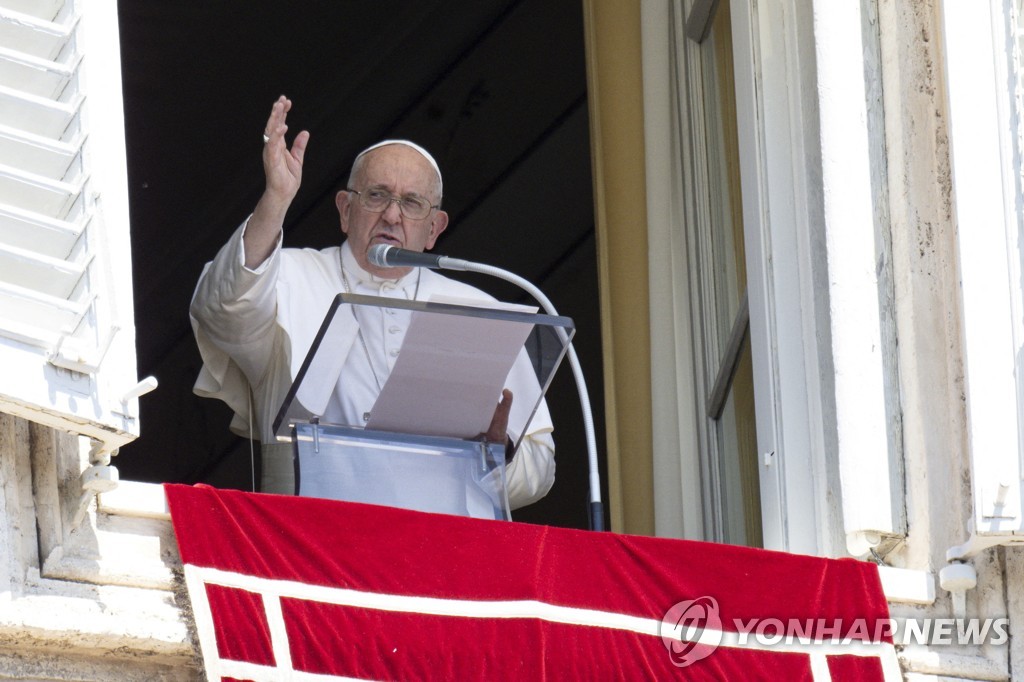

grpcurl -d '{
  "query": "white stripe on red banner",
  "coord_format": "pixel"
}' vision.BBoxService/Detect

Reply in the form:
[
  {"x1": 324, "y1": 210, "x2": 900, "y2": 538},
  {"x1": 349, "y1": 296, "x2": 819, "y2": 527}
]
[{"x1": 184, "y1": 564, "x2": 901, "y2": 681}]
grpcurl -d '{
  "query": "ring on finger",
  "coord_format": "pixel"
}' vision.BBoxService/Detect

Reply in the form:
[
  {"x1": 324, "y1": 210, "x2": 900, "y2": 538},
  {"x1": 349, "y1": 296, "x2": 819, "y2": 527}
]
[{"x1": 262, "y1": 133, "x2": 271, "y2": 144}]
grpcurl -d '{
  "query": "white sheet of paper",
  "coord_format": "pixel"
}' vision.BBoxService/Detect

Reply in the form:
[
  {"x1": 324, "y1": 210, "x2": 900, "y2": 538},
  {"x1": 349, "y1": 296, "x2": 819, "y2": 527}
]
[{"x1": 365, "y1": 296, "x2": 537, "y2": 438}]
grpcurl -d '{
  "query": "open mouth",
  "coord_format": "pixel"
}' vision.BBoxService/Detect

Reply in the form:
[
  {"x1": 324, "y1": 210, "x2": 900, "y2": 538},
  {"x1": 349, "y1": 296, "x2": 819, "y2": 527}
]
[{"x1": 371, "y1": 233, "x2": 402, "y2": 247}]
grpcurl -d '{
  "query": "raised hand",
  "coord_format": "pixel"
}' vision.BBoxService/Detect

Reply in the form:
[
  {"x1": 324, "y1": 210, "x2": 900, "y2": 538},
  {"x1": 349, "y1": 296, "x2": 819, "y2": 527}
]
[
  {"x1": 262, "y1": 95, "x2": 309, "y2": 205},
  {"x1": 244, "y1": 96, "x2": 310, "y2": 268}
]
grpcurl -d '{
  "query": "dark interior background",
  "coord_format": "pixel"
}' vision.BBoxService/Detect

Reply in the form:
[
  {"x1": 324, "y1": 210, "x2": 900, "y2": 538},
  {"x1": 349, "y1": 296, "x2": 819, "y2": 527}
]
[{"x1": 114, "y1": 1, "x2": 607, "y2": 529}]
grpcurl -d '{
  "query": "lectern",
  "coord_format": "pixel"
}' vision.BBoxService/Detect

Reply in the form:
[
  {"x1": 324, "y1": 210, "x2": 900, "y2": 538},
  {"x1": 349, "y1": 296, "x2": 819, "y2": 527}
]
[{"x1": 272, "y1": 293, "x2": 574, "y2": 520}]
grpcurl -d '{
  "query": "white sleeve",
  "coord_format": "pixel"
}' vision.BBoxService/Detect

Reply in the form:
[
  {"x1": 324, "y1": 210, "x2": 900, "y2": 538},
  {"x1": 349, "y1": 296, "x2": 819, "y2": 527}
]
[
  {"x1": 190, "y1": 218, "x2": 290, "y2": 440},
  {"x1": 190, "y1": 218, "x2": 284, "y2": 387},
  {"x1": 500, "y1": 340, "x2": 557, "y2": 509},
  {"x1": 505, "y1": 430, "x2": 555, "y2": 510}
]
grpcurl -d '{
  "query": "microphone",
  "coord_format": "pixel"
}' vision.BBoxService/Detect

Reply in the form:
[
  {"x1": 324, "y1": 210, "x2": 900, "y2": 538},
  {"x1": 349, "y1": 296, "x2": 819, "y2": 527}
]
[{"x1": 367, "y1": 244, "x2": 469, "y2": 271}]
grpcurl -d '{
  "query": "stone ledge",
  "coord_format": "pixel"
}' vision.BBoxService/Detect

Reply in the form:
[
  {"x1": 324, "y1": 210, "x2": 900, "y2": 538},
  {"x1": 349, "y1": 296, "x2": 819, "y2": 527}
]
[{"x1": 1, "y1": 581, "x2": 193, "y2": 662}]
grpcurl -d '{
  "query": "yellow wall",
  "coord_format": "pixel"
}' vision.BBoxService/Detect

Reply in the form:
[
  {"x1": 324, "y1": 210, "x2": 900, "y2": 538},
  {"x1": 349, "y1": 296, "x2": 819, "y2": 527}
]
[{"x1": 581, "y1": 0, "x2": 654, "y2": 535}]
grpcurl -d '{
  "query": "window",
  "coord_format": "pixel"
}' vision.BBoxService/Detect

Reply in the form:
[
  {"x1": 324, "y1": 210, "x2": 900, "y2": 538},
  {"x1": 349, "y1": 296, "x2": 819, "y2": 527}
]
[
  {"x1": 685, "y1": 0, "x2": 762, "y2": 547},
  {"x1": 647, "y1": 0, "x2": 908, "y2": 555},
  {"x1": 644, "y1": 0, "x2": 771, "y2": 547},
  {"x1": 0, "y1": 0, "x2": 143, "y2": 451}
]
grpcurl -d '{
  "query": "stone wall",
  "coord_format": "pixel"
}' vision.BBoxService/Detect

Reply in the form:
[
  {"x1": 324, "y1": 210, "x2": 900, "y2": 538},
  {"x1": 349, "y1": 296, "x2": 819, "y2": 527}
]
[{"x1": 0, "y1": 414, "x2": 197, "y2": 680}]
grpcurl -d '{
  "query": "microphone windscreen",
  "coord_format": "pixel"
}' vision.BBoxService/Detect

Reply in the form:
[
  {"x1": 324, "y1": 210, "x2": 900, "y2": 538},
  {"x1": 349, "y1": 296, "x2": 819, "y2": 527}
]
[{"x1": 367, "y1": 244, "x2": 393, "y2": 268}]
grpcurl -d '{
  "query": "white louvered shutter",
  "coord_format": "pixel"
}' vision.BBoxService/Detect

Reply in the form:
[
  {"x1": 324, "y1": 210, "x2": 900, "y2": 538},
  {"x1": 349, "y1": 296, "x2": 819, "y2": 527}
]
[
  {"x1": 0, "y1": 0, "x2": 143, "y2": 449},
  {"x1": 941, "y1": 0, "x2": 1024, "y2": 554}
]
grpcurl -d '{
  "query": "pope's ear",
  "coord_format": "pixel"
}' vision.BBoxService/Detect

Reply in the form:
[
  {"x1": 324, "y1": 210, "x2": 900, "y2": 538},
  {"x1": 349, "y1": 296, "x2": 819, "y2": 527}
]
[
  {"x1": 426, "y1": 210, "x2": 449, "y2": 249},
  {"x1": 336, "y1": 190, "x2": 351, "y2": 234}
]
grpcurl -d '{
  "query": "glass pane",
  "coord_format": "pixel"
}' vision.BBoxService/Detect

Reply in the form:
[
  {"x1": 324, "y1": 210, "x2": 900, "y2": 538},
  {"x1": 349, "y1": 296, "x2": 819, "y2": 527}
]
[
  {"x1": 698, "y1": 0, "x2": 762, "y2": 547},
  {"x1": 714, "y1": 335, "x2": 762, "y2": 547},
  {"x1": 702, "y1": 0, "x2": 746, "y2": 359}
]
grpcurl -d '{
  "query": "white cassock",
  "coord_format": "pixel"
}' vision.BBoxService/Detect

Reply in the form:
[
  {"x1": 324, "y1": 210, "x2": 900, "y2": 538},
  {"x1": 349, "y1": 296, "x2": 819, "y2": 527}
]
[{"x1": 190, "y1": 219, "x2": 555, "y2": 509}]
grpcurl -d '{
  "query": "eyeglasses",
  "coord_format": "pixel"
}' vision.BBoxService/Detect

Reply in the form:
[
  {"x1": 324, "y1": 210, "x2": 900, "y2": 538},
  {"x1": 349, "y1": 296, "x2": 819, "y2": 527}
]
[{"x1": 346, "y1": 188, "x2": 439, "y2": 220}]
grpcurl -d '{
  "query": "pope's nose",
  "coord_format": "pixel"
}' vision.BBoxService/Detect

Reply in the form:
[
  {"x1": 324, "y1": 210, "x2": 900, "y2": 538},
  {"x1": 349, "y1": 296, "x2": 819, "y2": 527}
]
[{"x1": 381, "y1": 197, "x2": 404, "y2": 222}]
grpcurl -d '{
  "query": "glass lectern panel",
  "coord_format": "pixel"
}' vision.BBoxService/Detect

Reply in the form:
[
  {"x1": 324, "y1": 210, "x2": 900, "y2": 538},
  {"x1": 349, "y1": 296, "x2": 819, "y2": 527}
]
[
  {"x1": 273, "y1": 294, "x2": 574, "y2": 454},
  {"x1": 272, "y1": 293, "x2": 574, "y2": 518},
  {"x1": 294, "y1": 424, "x2": 511, "y2": 520}
]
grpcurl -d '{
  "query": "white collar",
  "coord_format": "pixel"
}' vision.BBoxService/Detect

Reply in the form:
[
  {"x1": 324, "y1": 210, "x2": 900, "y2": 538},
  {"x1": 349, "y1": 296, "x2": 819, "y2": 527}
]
[{"x1": 339, "y1": 241, "x2": 420, "y2": 292}]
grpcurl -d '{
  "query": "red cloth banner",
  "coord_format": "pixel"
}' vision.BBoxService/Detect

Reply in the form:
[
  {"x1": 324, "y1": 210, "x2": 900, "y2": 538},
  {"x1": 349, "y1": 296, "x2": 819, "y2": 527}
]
[{"x1": 165, "y1": 484, "x2": 900, "y2": 680}]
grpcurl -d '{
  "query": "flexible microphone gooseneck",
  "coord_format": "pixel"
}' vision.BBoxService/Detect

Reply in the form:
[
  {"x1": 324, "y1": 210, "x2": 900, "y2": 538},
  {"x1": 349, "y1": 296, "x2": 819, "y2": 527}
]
[{"x1": 368, "y1": 244, "x2": 604, "y2": 531}]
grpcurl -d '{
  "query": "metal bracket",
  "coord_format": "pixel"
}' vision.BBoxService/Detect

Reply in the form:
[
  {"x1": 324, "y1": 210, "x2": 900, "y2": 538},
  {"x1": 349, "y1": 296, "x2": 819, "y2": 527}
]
[
  {"x1": 946, "y1": 517, "x2": 1024, "y2": 562},
  {"x1": 112, "y1": 376, "x2": 159, "y2": 418},
  {"x1": 70, "y1": 438, "x2": 120, "y2": 529}
]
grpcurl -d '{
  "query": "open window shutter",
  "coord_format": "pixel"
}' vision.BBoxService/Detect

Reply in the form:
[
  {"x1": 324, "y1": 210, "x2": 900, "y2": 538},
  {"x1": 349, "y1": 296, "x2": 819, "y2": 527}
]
[
  {"x1": 942, "y1": 0, "x2": 1024, "y2": 556},
  {"x1": 0, "y1": 0, "x2": 143, "y2": 449}
]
